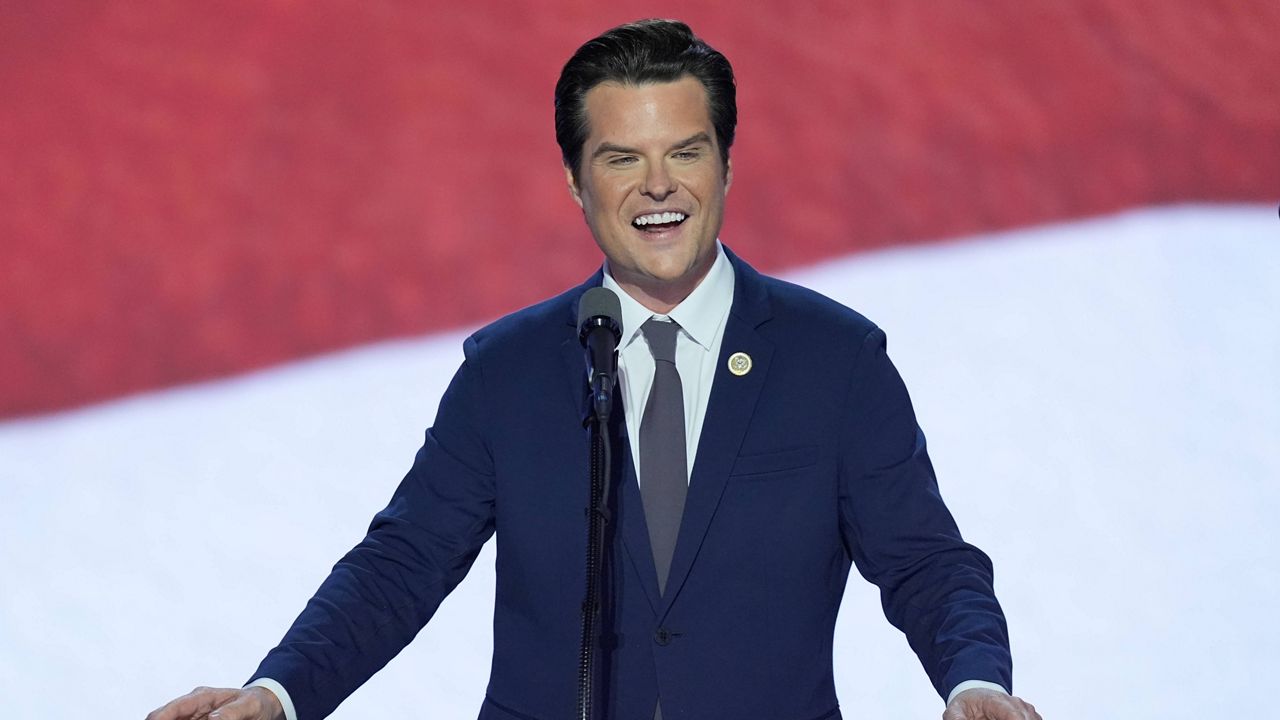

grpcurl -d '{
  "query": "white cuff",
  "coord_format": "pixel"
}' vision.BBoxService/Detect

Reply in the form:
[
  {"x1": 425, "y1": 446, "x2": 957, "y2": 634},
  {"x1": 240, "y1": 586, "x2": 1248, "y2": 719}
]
[
  {"x1": 946, "y1": 679, "x2": 1010, "y2": 706},
  {"x1": 246, "y1": 678, "x2": 298, "y2": 720}
]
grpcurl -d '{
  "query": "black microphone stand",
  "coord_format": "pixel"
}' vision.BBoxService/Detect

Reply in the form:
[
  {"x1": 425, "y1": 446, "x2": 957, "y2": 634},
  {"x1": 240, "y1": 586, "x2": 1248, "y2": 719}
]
[
  {"x1": 576, "y1": 402, "x2": 612, "y2": 720},
  {"x1": 577, "y1": 318, "x2": 619, "y2": 720}
]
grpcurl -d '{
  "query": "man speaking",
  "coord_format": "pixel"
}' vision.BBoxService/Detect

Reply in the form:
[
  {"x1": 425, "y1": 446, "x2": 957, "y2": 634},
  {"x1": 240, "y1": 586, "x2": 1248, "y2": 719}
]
[{"x1": 148, "y1": 19, "x2": 1041, "y2": 720}]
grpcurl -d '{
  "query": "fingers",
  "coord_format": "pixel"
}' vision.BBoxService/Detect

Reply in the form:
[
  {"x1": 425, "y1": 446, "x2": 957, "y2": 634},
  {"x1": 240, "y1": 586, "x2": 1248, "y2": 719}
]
[
  {"x1": 145, "y1": 687, "x2": 240, "y2": 720},
  {"x1": 1006, "y1": 696, "x2": 1041, "y2": 720}
]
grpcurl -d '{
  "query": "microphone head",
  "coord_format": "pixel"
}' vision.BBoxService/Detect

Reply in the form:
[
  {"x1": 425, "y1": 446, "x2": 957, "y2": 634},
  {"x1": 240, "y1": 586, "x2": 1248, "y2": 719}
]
[{"x1": 577, "y1": 286, "x2": 623, "y2": 344}]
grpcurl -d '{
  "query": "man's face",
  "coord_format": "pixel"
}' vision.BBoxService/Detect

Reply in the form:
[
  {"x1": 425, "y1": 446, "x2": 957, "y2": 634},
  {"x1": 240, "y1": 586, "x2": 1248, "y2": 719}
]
[{"x1": 567, "y1": 76, "x2": 732, "y2": 310}]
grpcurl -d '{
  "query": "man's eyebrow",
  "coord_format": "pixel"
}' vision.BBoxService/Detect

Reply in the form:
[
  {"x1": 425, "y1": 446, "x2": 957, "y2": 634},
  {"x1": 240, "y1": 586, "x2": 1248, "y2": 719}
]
[
  {"x1": 590, "y1": 132, "x2": 714, "y2": 160},
  {"x1": 591, "y1": 142, "x2": 638, "y2": 160},
  {"x1": 670, "y1": 132, "x2": 712, "y2": 150}
]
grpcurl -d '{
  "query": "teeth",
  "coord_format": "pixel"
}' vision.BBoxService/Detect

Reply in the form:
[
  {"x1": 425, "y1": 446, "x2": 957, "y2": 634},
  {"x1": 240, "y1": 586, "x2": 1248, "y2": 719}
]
[{"x1": 633, "y1": 212, "x2": 688, "y2": 227}]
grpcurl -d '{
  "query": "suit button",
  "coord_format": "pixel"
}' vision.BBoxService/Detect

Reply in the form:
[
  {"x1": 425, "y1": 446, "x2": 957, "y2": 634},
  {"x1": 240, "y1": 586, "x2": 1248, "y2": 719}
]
[{"x1": 654, "y1": 628, "x2": 672, "y2": 646}]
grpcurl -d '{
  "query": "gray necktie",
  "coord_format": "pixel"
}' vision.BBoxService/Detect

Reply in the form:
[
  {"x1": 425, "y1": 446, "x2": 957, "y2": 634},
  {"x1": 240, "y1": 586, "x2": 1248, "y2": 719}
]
[{"x1": 639, "y1": 318, "x2": 688, "y2": 597}]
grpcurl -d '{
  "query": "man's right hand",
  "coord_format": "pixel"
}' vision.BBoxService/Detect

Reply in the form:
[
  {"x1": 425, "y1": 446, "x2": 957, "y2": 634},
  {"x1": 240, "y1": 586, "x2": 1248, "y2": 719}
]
[{"x1": 145, "y1": 685, "x2": 283, "y2": 720}]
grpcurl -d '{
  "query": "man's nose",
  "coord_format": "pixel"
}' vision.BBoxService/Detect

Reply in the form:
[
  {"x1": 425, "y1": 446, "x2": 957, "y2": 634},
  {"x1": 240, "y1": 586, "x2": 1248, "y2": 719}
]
[{"x1": 641, "y1": 161, "x2": 677, "y2": 200}]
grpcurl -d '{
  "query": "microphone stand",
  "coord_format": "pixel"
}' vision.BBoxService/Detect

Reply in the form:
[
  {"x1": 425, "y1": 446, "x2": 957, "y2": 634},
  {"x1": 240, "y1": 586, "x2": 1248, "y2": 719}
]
[{"x1": 577, "y1": 372, "x2": 616, "y2": 720}]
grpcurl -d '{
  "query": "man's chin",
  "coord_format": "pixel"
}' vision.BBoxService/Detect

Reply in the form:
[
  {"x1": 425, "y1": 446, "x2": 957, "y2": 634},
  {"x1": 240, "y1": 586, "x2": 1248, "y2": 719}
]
[
  {"x1": 637, "y1": 263, "x2": 714, "y2": 300},
  {"x1": 637, "y1": 259, "x2": 702, "y2": 285}
]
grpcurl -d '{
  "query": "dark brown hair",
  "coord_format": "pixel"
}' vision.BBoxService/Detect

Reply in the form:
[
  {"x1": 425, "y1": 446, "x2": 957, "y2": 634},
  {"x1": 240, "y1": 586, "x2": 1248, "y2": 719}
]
[{"x1": 554, "y1": 19, "x2": 736, "y2": 179}]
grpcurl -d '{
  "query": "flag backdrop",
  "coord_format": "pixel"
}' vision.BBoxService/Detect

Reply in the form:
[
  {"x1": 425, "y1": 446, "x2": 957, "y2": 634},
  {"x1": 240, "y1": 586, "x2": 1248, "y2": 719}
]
[{"x1": 1, "y1": 2, "x2": 1277, "y2": 718}]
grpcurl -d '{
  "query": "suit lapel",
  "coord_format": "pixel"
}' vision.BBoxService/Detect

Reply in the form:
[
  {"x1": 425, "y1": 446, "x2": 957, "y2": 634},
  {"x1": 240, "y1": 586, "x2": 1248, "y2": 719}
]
[{"x1": 659, "y1": 250, "x2": 774, "y2": 618}]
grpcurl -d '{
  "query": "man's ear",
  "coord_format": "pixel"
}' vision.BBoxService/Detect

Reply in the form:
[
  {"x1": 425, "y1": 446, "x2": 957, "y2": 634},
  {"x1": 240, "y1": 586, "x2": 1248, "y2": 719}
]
[
  {"x1": 565, "y1": 165, "x2": 583, "y2": 209},
  {"x1": 724, "y1": 157, "x2": 733, "y2": 194}
]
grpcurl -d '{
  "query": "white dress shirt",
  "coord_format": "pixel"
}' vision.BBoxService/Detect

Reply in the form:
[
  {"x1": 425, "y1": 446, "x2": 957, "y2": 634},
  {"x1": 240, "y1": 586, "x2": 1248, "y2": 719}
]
[{"x1": 251, "y1": 242, "x2": 1004, "y2": 717}]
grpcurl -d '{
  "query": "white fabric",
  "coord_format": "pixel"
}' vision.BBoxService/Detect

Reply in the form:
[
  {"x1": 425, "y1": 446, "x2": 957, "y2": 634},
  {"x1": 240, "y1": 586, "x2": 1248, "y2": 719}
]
[
  {"x1": 947, "y1": 679, "x2": 1010, "y2": 705},
  {"x1": 246, "y1": 678, "x2": 298, "y2": 720}
]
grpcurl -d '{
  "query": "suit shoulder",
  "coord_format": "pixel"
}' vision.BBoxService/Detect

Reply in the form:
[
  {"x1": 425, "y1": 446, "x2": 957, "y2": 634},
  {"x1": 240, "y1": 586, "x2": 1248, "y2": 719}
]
[
  {"x1": 756, "y1": 272, "x2": 881, "y2": 339},
  {"x1": 464, "y1": 283, "x2": 582, "y2": 359}
]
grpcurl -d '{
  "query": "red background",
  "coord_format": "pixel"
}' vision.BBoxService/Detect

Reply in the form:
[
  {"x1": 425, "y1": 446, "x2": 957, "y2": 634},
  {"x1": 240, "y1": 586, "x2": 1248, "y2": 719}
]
[{"x1": 2, "y1": 1, "x2": 1277, "y2": 418}]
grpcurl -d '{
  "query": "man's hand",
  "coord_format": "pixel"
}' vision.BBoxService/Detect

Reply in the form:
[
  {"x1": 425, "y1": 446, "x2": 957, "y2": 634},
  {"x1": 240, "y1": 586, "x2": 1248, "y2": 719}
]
[
  {"x1": 943, "y1": 687, "x2": 1042, "y2": 720},
  {"x1": 145, "y1": 685, "x2": 283, "y2": 720}
]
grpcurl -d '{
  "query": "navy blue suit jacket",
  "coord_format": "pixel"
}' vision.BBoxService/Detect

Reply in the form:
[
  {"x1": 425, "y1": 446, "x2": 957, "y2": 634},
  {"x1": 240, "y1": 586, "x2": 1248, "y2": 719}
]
[{"x1": 250, "y1": 249, "x2": 1012, "y2": 719}]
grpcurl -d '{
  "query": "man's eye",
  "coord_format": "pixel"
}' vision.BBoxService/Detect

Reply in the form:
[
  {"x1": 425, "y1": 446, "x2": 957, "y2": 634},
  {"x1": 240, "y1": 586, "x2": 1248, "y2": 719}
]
[{"x1": 609, "y1": 156, "x2": 638, "y2": 166}]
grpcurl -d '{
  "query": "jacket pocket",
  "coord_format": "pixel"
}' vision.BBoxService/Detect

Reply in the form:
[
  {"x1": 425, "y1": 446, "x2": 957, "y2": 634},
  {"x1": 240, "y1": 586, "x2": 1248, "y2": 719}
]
[{"x1": 730, "y1": 445, "x2": 819, "y2": 479}]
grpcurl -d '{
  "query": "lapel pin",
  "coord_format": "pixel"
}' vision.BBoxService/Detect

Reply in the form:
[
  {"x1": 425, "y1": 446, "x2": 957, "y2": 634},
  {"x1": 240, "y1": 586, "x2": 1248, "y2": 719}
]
[{"x1": 727, "y1": 352, "x2": 752, "y2": 376}]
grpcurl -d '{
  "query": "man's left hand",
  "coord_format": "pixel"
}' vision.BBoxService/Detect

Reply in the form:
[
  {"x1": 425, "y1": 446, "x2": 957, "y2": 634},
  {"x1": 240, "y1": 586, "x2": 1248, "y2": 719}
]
[{"x1": 943, "y1": 687, "x2": 1042, "y2": 720}]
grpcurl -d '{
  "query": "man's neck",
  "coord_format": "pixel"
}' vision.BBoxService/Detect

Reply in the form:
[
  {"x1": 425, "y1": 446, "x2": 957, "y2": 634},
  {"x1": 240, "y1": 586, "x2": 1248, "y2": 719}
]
[{"x1": 605, "y1": 260, "x2": 716, "y2": 315}]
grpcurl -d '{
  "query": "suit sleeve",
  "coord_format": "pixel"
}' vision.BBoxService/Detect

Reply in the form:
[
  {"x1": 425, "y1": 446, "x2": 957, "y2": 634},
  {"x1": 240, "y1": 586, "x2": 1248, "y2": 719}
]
[
  {"x1": 836, "y1": 327, "x2": 1013, "y2": 699},
  {"x1": 247, "y1": 335, "x2": 497, "y2": 720}
]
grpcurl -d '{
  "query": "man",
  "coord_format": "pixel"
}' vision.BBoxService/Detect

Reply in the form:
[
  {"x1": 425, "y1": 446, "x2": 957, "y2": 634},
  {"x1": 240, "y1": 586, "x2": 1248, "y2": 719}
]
[{"x1": 148, "y1": 19, "x2": 1040, "y2": 720}]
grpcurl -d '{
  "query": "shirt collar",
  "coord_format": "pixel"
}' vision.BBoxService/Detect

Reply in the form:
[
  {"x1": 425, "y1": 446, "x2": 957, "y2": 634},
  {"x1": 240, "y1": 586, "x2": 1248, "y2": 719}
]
[{"x1": 602, "y1": 242, "x2": 735, "y2": 351}]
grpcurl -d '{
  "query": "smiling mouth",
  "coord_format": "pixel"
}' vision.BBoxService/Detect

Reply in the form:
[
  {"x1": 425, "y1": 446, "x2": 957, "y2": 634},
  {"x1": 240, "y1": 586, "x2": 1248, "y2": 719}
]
[{"x1": 632, "y1": 211, "x2": 688, "y2": 233}]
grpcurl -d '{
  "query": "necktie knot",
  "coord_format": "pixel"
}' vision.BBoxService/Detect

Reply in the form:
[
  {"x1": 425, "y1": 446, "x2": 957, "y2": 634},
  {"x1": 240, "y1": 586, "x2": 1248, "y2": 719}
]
[{"x1": 642, "y1": 318, "x2": 680, "y2": 364}]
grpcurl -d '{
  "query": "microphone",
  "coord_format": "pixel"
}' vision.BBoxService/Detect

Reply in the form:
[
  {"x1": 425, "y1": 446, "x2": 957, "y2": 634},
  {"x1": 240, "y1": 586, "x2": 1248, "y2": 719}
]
[{"x1": 577, "y1": 287, "x2": 623, "y2": 422}]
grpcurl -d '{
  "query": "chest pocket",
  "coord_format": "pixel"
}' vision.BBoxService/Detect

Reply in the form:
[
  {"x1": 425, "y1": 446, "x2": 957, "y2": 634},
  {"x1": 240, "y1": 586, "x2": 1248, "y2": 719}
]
[{"x1": 730, "y1": 445, "x2": 819, "y2": 479}]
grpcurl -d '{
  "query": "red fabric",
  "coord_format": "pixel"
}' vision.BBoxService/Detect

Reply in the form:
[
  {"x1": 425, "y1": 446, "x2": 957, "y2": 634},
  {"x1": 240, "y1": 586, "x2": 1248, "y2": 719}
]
[{"x1": 2, "y1": 1, "x2": 1277, "y2": 417}]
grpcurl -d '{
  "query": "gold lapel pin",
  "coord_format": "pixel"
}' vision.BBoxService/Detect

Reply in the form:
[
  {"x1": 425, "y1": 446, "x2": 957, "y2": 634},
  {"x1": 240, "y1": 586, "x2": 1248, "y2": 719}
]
[{"x1": 727, "y1": 352, "x2": 752, "y2": 376}]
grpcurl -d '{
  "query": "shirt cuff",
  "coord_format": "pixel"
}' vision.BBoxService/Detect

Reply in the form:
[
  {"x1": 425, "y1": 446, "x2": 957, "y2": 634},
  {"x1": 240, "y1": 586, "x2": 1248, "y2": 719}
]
[
  {"x1": 946, "y1": 679, "x2": 1010, "y2": 706},
  {"x1": 246, "y1": 678, "x2": 298, "y2": 720}
]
